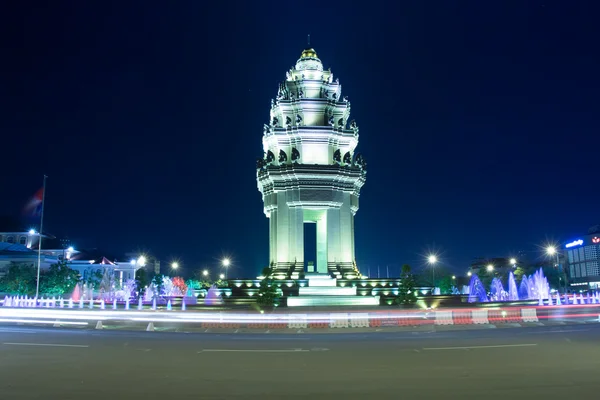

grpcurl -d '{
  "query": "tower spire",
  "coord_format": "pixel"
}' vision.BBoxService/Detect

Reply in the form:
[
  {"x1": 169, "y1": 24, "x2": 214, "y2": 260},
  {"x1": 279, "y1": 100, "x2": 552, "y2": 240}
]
[{"x1": 307, "y1": 34, "x2": 310, "y2": 47}]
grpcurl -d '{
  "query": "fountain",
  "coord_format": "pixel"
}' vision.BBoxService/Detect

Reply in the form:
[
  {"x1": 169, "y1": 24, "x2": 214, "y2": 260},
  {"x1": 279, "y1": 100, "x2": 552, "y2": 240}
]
[
  {"x1": 113, "y1": 298, "x2": 117, "y2": 310},
  {"x1": 181, "y1": 298, "x2": 186, "y2": 311},
  {"x1": 125, "y1": 298, "x2": 130, "y2": 310},
  {"x1": 100, "y1": 299, "x2": 105, "y2": 310},
  {"x1": 166, "y1": 300, "x2": 172, "y2": 311},
  {"x1": 508, "y1": 272, "x2": 519, "y2": 301},
  {"x1": 518, "y1": 278, "x2": 530, "y2": 300},
  {"x1": 68, "y1": 298, "x2": 74, "y2": 308},
  {"x1": 556, "y1": 293, "x2": 561, "y2": 305},
  {"x1": 152, "y1": 297, "x2": 157, "y2": 310},
  {"x1": 89, "y1": 299, "x2": 93, "y2": 309},
  {"x1": 204, "y1": 285, "x2": 224, "y2": 305},
  {"x1": 490, "y1": 278, "x2": 508, "y2": 301},
  {"x1": 138, "y1": 297, "x2": 143, "y2": 310}
]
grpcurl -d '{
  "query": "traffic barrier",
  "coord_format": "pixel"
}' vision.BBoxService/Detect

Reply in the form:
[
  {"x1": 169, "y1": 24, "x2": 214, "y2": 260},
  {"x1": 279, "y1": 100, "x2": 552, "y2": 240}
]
[
  {"x1": 472, "y1": 309, "x2": 489, "y2": 324},
  {"x1": 308, "y1": 321, "x2": 329, "y2": 329},
  {"x1": 349, "y1": 313, "x2": 369, "y2": 328},
  {"x1": 452, "y1": 310, "x2": 473, "y2": 325},
  {"x1": 521, "y1": 308, "x2": 538, "y2": 323},
  {"x1": 246, "y1": 323, "x2": 267, "y2": 329},
  {"x1": 488, "y1": 309, "x2": 521, "y2": 324},
  {"x1": 288, "y1": 314, "x2": 308, "y2": 329},
  {"x1": 330, "y1": 313, "x2": 349, "y2": 328},
  {"x1": 267, "y1": 321, "x2": 287, "y2": 329},
  {"x1": 434, "y1": 310, "x2": 454, "y2": 325}
]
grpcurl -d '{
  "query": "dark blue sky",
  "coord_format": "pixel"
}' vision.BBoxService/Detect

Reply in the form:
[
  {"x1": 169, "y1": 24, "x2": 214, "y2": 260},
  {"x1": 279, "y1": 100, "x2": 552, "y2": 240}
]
[{"x1": 1, "y1": 1, "x2": 598, "y2": 277}]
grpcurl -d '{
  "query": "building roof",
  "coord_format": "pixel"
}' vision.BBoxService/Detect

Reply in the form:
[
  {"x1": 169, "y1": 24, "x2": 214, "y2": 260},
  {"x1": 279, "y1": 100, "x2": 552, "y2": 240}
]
[{"x1": 0, "y1": 242, "x2": 36, "y2": 255}]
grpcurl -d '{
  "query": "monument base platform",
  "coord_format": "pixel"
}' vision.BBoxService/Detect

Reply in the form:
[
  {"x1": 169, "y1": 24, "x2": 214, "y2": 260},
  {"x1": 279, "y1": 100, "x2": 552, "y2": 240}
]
[{"x1": 287, "y1": 295, "x2": 380, "y2": 307}]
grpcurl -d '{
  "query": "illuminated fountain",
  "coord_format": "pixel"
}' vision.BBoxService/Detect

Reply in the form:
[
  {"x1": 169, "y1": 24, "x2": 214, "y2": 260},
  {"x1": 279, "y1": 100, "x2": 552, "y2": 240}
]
[
  {"x1": 468, "y1": 275, "x2": 488, "y2": 303},
  {"x1": 490, "y1": 278, "x2": 508, "y2": 301},
  {"x1": 518, "y1": 278, "x2": 531, "y2": 300},
  {"x1": 508, "y1": 272, "x2": 519, "y2": 301},
  {"x1": 204, "y1": 284, "x2": 223, "y2": 306}
]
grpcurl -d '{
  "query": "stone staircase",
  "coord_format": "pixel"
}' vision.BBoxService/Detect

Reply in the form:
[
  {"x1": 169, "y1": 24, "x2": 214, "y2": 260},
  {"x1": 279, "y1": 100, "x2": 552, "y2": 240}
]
[{"x1": 287, "y1": 273, "x2": 379, "y2": 307}]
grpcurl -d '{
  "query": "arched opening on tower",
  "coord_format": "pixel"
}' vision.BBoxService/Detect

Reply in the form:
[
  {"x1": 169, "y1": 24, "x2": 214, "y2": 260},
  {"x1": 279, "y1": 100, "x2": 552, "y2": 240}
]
[{"x1": 303, "y1": 222, "x2": 317, "y2": 273}]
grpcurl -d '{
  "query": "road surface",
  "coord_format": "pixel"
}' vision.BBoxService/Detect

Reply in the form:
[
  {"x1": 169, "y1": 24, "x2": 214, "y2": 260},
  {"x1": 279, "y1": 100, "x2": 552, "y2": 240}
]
[{"x1": 1, "y1": 323, "x2": 599, "y2": 399}]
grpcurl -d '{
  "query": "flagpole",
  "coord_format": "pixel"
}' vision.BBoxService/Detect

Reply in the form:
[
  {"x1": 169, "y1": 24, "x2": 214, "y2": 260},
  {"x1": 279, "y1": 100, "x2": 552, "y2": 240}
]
[{"x1": 35, "y1": 175, "x2": 47, "y2": 300}]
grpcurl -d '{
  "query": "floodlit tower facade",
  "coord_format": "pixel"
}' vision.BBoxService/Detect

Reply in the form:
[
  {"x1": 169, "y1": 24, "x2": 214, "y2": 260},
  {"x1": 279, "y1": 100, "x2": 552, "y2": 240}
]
[{"x1": 257, "y1": 48, "x2": 366, "y2": 279}]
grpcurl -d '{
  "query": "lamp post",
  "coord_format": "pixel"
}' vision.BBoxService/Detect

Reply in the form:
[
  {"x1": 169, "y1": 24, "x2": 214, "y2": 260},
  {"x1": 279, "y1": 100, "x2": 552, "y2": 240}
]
[
  {"x1": 546, "y1": 246, "x2": 562, "y2": 293},
  {"x1": 222, "y1": 258, "x2": 230, "y2": 280},
  {"x1": 428, "y1": 255, "x2": 437, "y2": 293}
]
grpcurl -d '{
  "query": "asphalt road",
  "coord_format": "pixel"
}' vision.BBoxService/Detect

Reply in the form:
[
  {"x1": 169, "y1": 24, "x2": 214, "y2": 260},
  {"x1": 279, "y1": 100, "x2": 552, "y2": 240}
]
[{"x1": 1, "y1": 324, "x2": 599, "y2": 399}]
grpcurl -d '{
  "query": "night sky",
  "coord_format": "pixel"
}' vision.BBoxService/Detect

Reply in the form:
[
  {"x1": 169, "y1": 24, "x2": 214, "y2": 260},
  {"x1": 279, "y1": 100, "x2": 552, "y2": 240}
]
[{"x1": 2, "y1": 1, "x2": 599, "y2": 277}]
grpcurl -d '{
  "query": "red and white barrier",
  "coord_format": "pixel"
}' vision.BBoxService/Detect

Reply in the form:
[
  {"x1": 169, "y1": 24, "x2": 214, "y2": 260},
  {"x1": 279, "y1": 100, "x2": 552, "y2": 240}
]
[{"x1": 434, "y1": 310, "x2": 454, "y2": 325}]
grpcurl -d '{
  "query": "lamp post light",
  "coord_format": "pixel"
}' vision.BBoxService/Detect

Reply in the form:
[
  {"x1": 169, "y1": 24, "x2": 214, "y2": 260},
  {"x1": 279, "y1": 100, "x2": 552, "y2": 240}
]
[
  {"x1": 219, "y1": 273, "x2": 225, "y2": 280},
  {"x1": 546, "y1": 245, "x2": 563, "y2": 293},
  {"x1": 467, "y1": 271, "x2": 472, "y2": 277},
  {"x1": 427, "y1": 255, "x2": 437, "y2": 293},
  {"x1": 202, "y1": 269, "x2": 209, "y2": 277},
  {"x1": 171, "y1": 262, "x2": 179, "y2": 270},
  {"x1": 509, "y1": 258, "x2": 517, "y2": 267},
  {"x1": 222, "y1": 258, "x2": 231, "y2": 280},
  {"x1": 486, "y1": 264, "x2": 494, "y2": 272}
]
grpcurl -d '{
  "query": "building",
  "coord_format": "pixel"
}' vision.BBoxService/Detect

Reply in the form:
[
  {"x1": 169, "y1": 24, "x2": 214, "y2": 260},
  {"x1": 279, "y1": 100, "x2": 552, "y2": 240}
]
[
  {"x1": 564, "y1": 225, "x2": 600, "y2": 289},
  {"x1": 256, "y1": 48, "x2": 367, "y2": 279},
  {"x1": 0, "y1": 216, "x2": 140, "y2": 285}
]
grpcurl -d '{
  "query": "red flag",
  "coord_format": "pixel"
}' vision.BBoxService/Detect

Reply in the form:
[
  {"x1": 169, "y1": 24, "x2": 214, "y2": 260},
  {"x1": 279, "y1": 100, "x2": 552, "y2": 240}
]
[{"x1": 23, "y1": 188, "x2": 44, "y2": 217}]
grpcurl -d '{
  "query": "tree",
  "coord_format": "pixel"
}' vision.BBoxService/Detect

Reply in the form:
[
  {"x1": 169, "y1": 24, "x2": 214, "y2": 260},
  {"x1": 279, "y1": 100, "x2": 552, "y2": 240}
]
[
  {"x1": 0, "y1": 262, "x2": 36, "y2": 295},
  {"x1": 257, "y1": 266, "x2": 281, "y2": 307},
  {"x1": 40, "y1": 261, "x2": 80, "y2": 297},
  {"x1": 151, "y1": 274, "x2": 165, "y2": 297},
  {"x1": 437, "y1": 275, "x2": 454, "y2": 295},
  {"x1": 396, "y1": 264, "x2": 417, "y2": 305},
  {"x1": 136, "y1": 268, "x2": 150, "y2": 296}
]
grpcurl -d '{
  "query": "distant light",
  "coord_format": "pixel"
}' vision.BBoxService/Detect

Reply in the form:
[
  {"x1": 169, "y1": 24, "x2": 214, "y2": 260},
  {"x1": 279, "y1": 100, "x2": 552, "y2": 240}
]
[
  {"x1": 565, "y1": 240, "x2": 583, "y2": 249},
  {"x1": 467, "y1": 271, "x2": 472, "y2": 276},
  {"x1": 509, "y1": 258, "x2": 517, "y2": 265},
  {"x1": 202, "y1": 270, "x2": 209, "y2": 276},
  {"x1": 486, "y1": 264, "x2": 494, "y2": 271},
  {"x1": 427, "y1": 255, "x2": 437, "y2": 264},
  {"x1": 219, "y1": 273, "x2": 225, "y2": 279},
  {"x1": 130, "y1": 259, "x2": 137, "y2": 265},
  {"x1": 222, "y1": 258, "x2": 231, "y2": 267},
  {"x1": 171, "y1": 262, "x2": 179, "y2": 269},
  {"x1": 452, "y1": 275, "x2": 456, "y2": 280},
  {"x1": 546, "y1": 246, "x2": 557, "y2": 255},
  {"x1": 67, "y1": 246, "x2": 74, "y2": 252},
  {"x1": 138, "y1": 256, "x2": 147, "y2": 267},
  {"x1": 28, "y1": 229, "x2": 36, "y2": 235}
]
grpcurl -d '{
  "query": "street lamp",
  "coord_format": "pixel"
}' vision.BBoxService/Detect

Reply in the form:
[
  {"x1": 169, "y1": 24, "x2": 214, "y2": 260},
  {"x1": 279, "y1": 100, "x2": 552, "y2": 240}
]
[
  {"x1": 202, "y1": 269, "x2": 209, "y2": 277},
  {"x1": 222, "y1": 258, "x2": 231, "y2": 279},
  {"x1": 427, "y1": 255, "x2": 437, "y2": 292},
  {"x1": 467, "y1": 271, "x2": 472, "y2": 277},
  {"x1": 486, "y1": 264, "x2": 494, "y2": 272},
  {"x1": 219, "y1": 273, "x2": 225, "y2": 280},
  {"x1": 509, "y1": 258, "x2": 517, "y2": 266},
  {"x1": 452, "y1": 275, "x2": 456, "y2": 280},
  {"x1": 546, "y1": 245, "x2": 562, "y2": 292},
  {"x1": 138, "y1": 256, "x2": 147, "y2": 267},
  {"x1": 171, "y1": 262, "x2": 179, "y2": 270}
]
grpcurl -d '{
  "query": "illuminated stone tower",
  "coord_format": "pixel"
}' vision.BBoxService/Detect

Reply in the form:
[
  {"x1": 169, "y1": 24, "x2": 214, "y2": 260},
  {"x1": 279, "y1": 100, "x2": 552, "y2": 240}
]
[{"x1": 257, "y1": 48, "x2": 366, "y2": 279}]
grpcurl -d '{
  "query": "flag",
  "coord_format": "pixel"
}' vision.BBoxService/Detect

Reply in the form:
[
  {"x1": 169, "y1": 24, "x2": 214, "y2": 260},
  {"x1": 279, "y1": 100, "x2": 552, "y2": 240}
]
[{"x1": 23, "y1": 188, "x2": 44, "y2": 217}]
